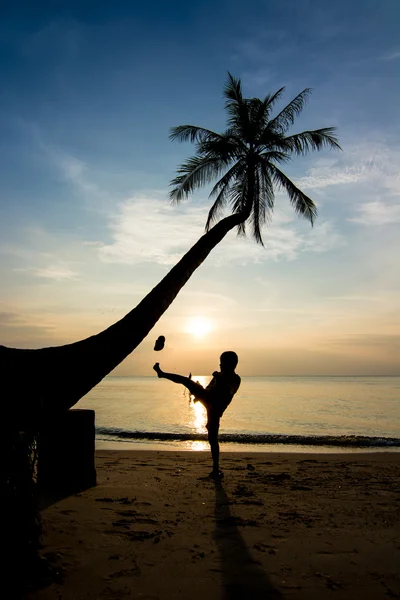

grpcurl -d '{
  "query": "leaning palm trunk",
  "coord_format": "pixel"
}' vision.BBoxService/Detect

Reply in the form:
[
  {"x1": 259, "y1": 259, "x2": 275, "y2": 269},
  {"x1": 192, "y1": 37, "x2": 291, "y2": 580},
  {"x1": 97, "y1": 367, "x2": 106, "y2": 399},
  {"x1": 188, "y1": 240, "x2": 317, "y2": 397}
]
[
  {"x1": 1, "y1": 210, "x2": 248, "y2": 426},
  {"x1": 1, "y1": 210, "x2": 247, "y2": 588}
]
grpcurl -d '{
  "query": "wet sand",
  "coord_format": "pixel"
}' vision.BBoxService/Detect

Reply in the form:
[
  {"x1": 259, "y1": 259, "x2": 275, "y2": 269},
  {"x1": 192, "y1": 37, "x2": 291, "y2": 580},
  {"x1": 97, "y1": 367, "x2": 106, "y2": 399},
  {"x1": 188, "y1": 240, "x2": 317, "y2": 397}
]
[{"x1": 31, "y1": 450, "x2": 400, "y2": 599}]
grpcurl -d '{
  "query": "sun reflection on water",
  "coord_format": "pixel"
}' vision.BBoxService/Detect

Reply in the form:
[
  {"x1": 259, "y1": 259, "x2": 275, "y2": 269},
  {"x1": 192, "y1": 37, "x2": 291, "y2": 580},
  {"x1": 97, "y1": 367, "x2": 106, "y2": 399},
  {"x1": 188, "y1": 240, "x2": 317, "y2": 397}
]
[
  {"x1": 191, "y1": 399, "x2": 206, "y2": 432},
  {"x1": 185, "y1": 375, "x2": 209, "y2": 451}
]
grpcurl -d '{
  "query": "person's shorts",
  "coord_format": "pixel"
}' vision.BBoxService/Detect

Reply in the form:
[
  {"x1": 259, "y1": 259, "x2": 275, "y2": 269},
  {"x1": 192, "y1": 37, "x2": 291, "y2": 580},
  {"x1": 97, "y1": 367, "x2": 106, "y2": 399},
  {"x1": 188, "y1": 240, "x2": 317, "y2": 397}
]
[{"x1": 188, "y1": 380, "x2": 210, "y2": 401}]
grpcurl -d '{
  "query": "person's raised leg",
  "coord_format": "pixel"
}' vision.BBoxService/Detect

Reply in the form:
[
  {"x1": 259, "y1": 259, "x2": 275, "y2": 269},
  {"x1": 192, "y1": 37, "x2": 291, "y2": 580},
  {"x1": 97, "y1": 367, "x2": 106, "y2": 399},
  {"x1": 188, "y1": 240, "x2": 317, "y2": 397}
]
[{"x1": 153, "y1": 363, "x2": 207, "y2": 398}]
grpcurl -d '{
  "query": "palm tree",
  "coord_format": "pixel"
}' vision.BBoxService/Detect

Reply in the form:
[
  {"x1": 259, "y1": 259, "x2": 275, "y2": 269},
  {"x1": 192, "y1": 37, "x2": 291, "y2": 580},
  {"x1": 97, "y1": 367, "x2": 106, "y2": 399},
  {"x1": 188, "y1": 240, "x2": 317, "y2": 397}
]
[
  {"x1": 2, "y1": 74, "x2": 340, "y2": 425},
  {"x1": 170, "y1": 73, "x2": 340, "y2": 243}
]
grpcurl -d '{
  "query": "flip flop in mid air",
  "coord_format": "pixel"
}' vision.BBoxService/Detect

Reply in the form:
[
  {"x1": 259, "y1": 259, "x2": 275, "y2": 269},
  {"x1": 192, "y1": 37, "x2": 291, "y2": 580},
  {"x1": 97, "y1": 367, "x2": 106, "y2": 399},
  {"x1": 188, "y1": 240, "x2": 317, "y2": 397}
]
[{"x1": 154, "y1": 335, "x2": 165, "y2": 351}]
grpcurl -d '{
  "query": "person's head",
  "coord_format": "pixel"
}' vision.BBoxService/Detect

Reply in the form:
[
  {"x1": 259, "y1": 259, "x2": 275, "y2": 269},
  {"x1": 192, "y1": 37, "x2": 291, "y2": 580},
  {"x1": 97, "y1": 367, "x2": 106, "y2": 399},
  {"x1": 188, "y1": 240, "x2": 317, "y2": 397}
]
[{"x1": 220, "y1": 351, "x2": 239, "y2": 373}]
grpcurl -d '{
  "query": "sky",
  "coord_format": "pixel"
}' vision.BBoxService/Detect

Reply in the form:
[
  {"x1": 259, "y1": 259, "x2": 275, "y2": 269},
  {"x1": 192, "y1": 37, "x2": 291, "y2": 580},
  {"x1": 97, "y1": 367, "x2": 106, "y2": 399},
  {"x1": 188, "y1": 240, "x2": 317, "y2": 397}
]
[{"x1": 1, "y1": 0, "x2": 399, "y2": 377}]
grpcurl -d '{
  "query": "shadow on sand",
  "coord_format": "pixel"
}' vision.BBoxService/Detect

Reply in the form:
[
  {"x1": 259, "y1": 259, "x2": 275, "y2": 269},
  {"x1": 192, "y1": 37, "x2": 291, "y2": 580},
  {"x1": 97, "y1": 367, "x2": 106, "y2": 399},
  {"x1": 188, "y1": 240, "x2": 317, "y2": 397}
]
[{"x1": 213, "y1": 480, "x2": 283, "y2": 600}]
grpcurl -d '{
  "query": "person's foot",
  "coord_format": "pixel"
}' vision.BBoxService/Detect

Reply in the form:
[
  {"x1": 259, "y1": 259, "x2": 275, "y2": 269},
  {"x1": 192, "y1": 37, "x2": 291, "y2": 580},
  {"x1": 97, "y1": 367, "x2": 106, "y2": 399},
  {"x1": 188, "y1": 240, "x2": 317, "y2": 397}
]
[
  {"x1": 209, "y1": 469, "x2": 224, "y2": 479},
  {"x1": 153, "y1": 363, "x2": 163, "y2": 377}
]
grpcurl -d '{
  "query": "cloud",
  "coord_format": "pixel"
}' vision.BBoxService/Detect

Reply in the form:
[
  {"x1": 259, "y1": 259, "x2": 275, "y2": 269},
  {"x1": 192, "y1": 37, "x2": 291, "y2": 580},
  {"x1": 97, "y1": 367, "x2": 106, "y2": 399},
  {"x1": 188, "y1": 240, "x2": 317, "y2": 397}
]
[
  {"x1": 45, "y1": 147, "x2": 102, "y2": 198},
  {"x1": 32, "y1": 265, "x2": 80, "y2": 281},
  {"x1": 98, "y1": 196, "x2": 206, "y2": 265},
  {"x1": 242, "y1": 67, "x2": 272, "y2": 89},
  {"x1": 297, "y1": 166, "x2": 365, "y2": 189},
  {"x1": 96, "y1": 195, "x2": 343, "y2": 267},
  {"x1": 348, "y1": 200, "x2": 400, "y2": 226},
  {"x1": 0, "y1": 312, "x2": 19, "y2": 325},
  {"x1": 14, "y1": 263, "x2": 80, "y2": 281},
  {"x1": 381, "y1": 50, "x2": 400, "y2": 61},
  {"x1": 296, "y1": 141, "x2": 400, "y2": 195},
  {"x1": 0, "y1": 309, "x2": 56, "y2": 348},
  {"x1": 178, "y1": 290, "x2": 238, "y2": 311},
  {"x1": 326, "y1": 333, "x2": 400, "y2": 350},
  {"x1": 211, "y1": 218, "x2": 343, "y2": 265},
  {"x1": 26, "y1": 130, "x2": 111, "y2": 211}
]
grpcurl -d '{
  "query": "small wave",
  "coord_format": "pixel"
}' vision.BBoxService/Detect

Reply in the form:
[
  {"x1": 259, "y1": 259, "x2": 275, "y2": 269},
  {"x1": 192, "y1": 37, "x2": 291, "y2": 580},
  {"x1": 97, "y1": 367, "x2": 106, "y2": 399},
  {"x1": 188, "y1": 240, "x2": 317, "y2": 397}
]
[{"x1": 96, "y1": 427, "x2": 400, "y2": 448}]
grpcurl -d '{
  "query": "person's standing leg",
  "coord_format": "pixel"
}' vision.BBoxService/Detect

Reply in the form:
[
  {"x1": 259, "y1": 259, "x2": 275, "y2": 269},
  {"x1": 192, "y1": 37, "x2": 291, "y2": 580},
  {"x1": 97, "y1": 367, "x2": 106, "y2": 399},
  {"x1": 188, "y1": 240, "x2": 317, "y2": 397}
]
[{"x1": 207, "y1": 417, "x2": 222, "y2": 477}]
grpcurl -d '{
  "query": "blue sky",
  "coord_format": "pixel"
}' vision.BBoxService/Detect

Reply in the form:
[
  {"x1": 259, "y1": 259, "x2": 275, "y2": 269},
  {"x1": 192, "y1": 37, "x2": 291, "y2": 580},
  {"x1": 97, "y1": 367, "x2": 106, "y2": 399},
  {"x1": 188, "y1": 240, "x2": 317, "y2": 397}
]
[{"x1": 1, "y1": 0, "x2": 399, "y2": 376}]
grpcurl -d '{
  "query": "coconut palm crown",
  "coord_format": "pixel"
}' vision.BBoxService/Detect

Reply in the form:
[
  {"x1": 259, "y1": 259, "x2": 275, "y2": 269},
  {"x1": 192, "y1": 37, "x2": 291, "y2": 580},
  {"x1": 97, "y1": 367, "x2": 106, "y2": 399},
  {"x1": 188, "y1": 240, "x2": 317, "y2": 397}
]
[{"x1": 170, "y1": 73, "x2": 341, "y2": 245}]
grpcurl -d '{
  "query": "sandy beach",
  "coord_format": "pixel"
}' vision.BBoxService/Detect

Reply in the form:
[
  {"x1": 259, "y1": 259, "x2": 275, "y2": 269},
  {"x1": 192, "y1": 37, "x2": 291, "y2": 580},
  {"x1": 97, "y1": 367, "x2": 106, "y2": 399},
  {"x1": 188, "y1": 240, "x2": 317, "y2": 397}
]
[{"x1": 30, "y1": 450, "x2": 400, "y2": 599}]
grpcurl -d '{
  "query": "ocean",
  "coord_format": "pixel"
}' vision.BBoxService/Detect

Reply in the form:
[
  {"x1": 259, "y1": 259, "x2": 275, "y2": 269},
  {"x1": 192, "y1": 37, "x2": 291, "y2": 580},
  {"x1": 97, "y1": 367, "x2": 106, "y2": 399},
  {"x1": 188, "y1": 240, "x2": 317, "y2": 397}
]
[{"x1": 79, "y1": 376, "x2": 400, "y2": 453}]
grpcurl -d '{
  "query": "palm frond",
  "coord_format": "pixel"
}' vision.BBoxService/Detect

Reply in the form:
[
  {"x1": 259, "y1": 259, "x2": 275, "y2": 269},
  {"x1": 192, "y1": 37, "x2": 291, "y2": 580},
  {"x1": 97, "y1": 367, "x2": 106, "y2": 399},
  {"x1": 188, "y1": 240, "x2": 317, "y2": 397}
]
[
  {"x1": 252, "y1": 88, "x2": 286, "y2": 134},
  {"x1": 224, "y1": 73, "x2": 250, "y2": 140},
  {"x1": 169, "y1": 155, "x2": 229, "y2": 203},
  {"x1": 270, "y1": 164, "x2": 317, "y2": 224},
  {"x1": 258, "y1": 160, "x2": 276, "y2": 214},
  {"x1": 169, "y1": 125, "x2": 220, "y2": 144},
  {"x1": 208, "y1": 160, "x2": 245, "y2": 199},
  {"x1": 224, "y1": 72, "x2": 244, "y2": 103},
  {"x1": 263, "y1": 87, "x2": 285, "y2": 113},
  {"x1": 249, "y1": 168, "x2": 265, "y2": 245},
  {"x1": 268, "y1": 88, "x2": 312, "y2": 134},
  {"x1": 205, "y1": 161, "x2": 246, "y2": 230},
  {"x1": 281, "y1": 128, "x2": 342, "y2": 155},
  {"x1": 229, "y1": 177, "x2": 249, "y2": 235},
  {"x1": 249, "y1": 160, "x2": 276, "y2": 245},
  {"x1": 222, "y1": 128, "x2": 249, "y2": 153},
  {"x1": 205, "y1": 195, "x2": 228, "y2": 232},
  {"x1": 257, "y1": 127, "x2": 287, "y2": 150},
  {"x1": 198, "y1": 134, "x2": 242, "y2": 160},
  {"x1": 260, "y1": 150, "x2": 290, "y2": 164}
]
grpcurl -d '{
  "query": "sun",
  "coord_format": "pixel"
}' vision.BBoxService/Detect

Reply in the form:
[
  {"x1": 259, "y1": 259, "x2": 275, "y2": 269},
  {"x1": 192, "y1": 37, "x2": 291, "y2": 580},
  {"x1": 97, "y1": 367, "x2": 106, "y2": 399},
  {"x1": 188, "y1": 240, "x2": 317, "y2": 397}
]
[{"x1": 186, "y1": 316, "x2": 212, "y2": 338}]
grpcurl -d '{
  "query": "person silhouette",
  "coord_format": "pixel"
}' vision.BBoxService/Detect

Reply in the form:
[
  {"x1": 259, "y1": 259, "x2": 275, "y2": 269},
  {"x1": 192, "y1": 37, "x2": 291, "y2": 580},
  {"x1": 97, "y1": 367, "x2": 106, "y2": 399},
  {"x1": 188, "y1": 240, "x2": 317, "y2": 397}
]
[{"x1": 153, "y1": 351, "x2": 240, "y2": 478}]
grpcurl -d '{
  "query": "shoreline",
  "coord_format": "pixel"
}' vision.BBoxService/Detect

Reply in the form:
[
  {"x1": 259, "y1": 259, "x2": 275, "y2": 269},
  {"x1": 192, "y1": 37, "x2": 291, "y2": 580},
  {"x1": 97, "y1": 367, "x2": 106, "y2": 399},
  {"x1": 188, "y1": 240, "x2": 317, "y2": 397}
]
[
  {"x1": 31, "y1": 450, "x2": 400, "y2": 599},
  {"x1": 96, "y1": 439, "x2": 400, "y2": 453}
]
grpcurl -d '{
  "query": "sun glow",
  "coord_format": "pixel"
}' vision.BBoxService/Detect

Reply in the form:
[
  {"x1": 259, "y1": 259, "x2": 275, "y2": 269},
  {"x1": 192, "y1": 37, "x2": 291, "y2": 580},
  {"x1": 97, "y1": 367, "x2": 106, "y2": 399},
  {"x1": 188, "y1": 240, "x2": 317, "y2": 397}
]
[{"x1": 186, "y1": 317, "x2": 212, "y2": 338}]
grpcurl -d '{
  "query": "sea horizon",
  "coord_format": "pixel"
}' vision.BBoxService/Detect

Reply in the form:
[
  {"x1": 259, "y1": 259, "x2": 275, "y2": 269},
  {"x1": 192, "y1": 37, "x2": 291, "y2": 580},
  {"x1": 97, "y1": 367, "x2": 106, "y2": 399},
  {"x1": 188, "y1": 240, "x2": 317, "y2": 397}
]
[{"x1": 79, "y1": 375, "x2": 400, "y2": 453}]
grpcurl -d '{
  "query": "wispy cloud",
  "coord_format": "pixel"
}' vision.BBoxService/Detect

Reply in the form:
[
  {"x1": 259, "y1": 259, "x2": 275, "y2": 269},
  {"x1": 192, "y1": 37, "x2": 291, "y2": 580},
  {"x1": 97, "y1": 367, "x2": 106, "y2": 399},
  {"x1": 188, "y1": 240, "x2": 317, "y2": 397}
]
[
  {"x1": 297, "y1": 141, "x2": 400, "y2": 195},
  {"x1": 381, "y1": 50, "x2": 400, "y2": 61},
  {"x1": 297, "y1": 166, "x2": 365, "y2": 189},
  {"x1": 0, "y1": 308, "x2": 56, "y2": 348},
  {"x1": 326, "y1": 333, "x2": 400, "y2": 349},
  {"x1": 43, "y1": 145, "x2": 103, "y2": 199},
  {"x1": 348, "y1": 200, "x2": 400, "y2": 226},
  {"x1": 97, "y1": 196, "x2": 343, "y2": 266},
  {"x1": 98, "y1": 196, "x2": 206, "y2": 265},
  {"x1": 14, "y1": 264, "x2": 80, "y2": 281}
]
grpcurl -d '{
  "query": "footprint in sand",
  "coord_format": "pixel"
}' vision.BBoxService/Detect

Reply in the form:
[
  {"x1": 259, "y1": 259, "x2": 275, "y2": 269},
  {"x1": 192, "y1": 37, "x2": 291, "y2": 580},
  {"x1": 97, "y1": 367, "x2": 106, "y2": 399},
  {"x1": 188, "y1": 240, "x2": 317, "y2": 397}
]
[
  {"x1": 217, "y1": 516, "x2": 259, "y2": 527},
  {"x1": 233, "y1": 483, "x2": 255, "y2": 498},
  {"x1": 116, "y1": 509, "x2": 138, "y2": 517},
  {"x1": 253, "y1": 542, "x2": 277, "y2": 554},
  {"x1": 127, "y1": 530, "x2": 161, "y2": 541},
  {"x1": 107, "y1": 567, "x2": 140, "y2": 579}
]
